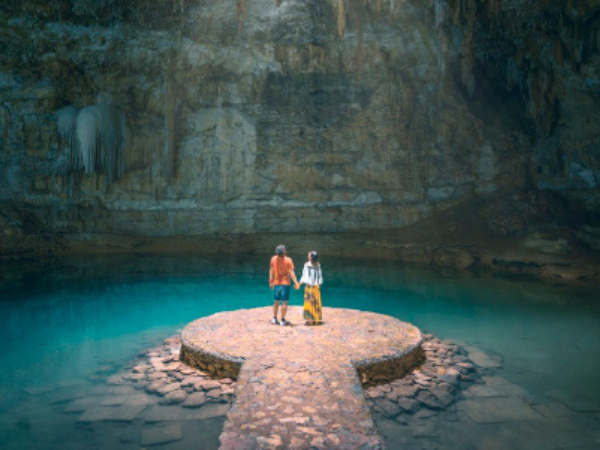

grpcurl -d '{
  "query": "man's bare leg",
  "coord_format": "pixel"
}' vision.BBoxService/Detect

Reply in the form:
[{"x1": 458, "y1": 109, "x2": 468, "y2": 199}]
[
  {"x1": 281, "y1": 301, "x2": 288, "y2": 322},
  {"x1": 273, "y1": 301, "x2": 279, "y2": 321}
]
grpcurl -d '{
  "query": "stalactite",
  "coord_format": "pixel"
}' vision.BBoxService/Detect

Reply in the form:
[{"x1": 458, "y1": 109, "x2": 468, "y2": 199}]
[
  {"x1": 172, "y1": 0, "x2": 185, "y2": 13},
  {"x1": 527, "y1": 73, "x2": 538, "y2": 119},
  {"x1": 56, "y1": 105, "x2": 80, "y2": 174},
  {"x1": 164, "y1": 60, "x2": 178, "y2": 179},
  {"x1": 356, "y1": 2, "x2": 364, "y2": 77},
  {"x1": 506, "y1": 58, "x2": 520, "y2": 92},
  {"x1": 575, "y1": 39, "x2": 583, "y2": 64},
  {"x1": 488, "y1": 0, "x2": 502, "y2": 19},
  {"x1": 434, "y1": 0, "x2": 448, "y2": 31},
  {"x1": 237, "y1": 0, "x2": 246, "y2": 34},
  {"x1": 453, "y1": 0, "x2": 461, "y2": 26},
  {"x1": 401, "y1": 84, "x2": 415, "y2": 126},
  {"x1": 335, "y1": 0, "x2": 346, "y2": 39},
  {"x1": 460, "y1": 17, "x2": 475, "y2": 97},
  {"x1": 55, "y1": 104, "x2": 127, "y2": 185},
  {"x1": 75, "y1": 104, "x2": 125, "y2": 183},
  {"x1": 553, "y1": 39, "x2": 564, "y2": 65}
]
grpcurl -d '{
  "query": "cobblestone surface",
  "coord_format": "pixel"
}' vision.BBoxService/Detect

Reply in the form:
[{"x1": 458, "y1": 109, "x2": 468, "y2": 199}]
[{"x1": 180, "y1": 306, "x2": 423, "y2": 449}]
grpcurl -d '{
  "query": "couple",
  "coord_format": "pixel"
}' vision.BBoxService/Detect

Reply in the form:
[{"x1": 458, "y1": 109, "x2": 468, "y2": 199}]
[{"x1": 269, "y1": 244, "x2": 323, "y2": 327}]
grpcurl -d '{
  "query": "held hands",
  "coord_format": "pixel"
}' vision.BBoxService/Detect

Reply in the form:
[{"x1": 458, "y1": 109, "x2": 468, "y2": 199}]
[{"x1": 294, "y1": 282, "x2": 301, "y2": 290}]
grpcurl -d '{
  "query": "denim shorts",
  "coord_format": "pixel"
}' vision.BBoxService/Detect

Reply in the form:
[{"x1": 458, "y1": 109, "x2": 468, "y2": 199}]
[{"x1": 273, "y1": 285, "x2": 290, "y2": 301}]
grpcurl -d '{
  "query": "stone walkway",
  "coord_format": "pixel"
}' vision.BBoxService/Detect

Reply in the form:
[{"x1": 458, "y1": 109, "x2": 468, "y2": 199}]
[{"x1": 180, "y1": 307, "x2": 423, "y2": 449}]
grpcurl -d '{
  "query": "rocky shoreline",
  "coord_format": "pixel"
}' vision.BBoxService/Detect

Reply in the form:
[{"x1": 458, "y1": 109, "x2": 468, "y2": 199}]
[
  {"x1": 109, "y1": 336, "x2": 237, "y2": 411},
  {"x1": 69, "y1": 326, "x2": 483, "y2": 449},
  {"x1": 365, "y1": 334, "x2": 478, "y2": 421}
]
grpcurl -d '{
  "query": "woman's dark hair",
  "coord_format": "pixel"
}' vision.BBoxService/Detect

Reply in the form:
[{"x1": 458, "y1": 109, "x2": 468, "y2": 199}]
[{"x1": 309, "y1": 251, "x2": 318, "y2": 262}]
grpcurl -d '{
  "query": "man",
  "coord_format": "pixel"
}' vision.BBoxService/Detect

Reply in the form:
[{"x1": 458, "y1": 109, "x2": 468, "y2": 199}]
[{"x1": 269, "y1": 244, "x2": 300, "y2": 326}]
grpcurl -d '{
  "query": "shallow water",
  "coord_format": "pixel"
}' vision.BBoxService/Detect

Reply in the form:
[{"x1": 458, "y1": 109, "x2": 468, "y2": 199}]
[{"x1": 1, "y1": 255, "x2": 599, "y2": 449}]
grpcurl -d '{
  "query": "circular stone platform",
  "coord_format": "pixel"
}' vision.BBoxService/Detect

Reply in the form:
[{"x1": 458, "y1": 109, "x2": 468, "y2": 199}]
[{"x1": 180, "y1": 307, "x2": 423, "y2": 449}]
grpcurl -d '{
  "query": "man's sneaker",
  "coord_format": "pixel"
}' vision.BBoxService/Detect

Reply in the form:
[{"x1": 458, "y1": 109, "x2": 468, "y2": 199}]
[
  {"x1": 280, "y1": 319, "x2": 288, "y2": 326},
  {"x1": 271, "y1": 318, "x2": 278, "y2": 325}
]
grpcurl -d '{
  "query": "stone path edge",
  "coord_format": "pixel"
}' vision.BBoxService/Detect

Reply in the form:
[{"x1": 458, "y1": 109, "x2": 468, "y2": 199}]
[
  {"x1": 180, "y1": 346, "x2": 243, "y2": 380},
  {"x1": 355, "y1": 342, "x2": 425, "y2": 387}
]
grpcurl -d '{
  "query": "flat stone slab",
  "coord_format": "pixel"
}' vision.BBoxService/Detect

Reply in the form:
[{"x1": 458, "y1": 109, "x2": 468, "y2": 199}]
[
  {"x1": 77, "y1": 404, "x2": 147, "y2": 423},
  {"x1": 180, "y1": 306, "x2": 423, "y2": 449},
  {"x1": 141, "y1": 425, "x2": 183, "y2": 446},
  {"x1": 143, "y1": 403, "x2": 230, "y2": 422}
]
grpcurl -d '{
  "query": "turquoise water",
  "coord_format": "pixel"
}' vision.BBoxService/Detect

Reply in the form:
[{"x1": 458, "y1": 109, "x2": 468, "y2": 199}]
[{"x1": 1, "y1": 255, "x2": 600, "y2": 448}]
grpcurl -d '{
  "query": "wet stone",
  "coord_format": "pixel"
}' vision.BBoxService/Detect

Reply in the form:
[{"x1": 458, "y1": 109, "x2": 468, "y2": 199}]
[
  {"x1": 417, "y1": 390, "x2": 445, "y2": 410},
  {"x1": 393, "y1": 384, "x2": 421, "y2": 397},
  {"x1": 159, "y1": 390, "x2": 187, "y2": 405},
  {"x1": 374, "y1": 399, "x2": 402, "y2": 418},
  {"x1": 143, "y1": 403, "x2": 230, "y2": 422},
  {"x1": 145, "y1": 382, "x2": 165, "y2": 395},
  {"x1": 428, "y1": 386, "x2": 454, "y2": 407},
  {"x1": 199, "y1": 380, "x2": 222, "y2": 391},
  {"x1": 146, "y1": 372, "x2": 167, "y2": 381},
  {"x1": 63, "y1": 398, "x2": 98, "y2": 413},
  {"x1": 182, "y1": 392, "x2": 206, "y2": 408},
  {"x1": 180, "y1": 376, "x2": 201, "y2": 387},
  {"x1": 77, "y1": 404, "x2": 146, "y2": 423},
  {"x1": 132, "y1": 365, "x2": 150, "y2": 373},
  {"x1": 118, "y1": 430, "x2": 139, "y2": 444},
  {"x1": 397, "y1": 397, "x2": 420, "y2": 413},
  {"x1": 141, "y1": 425, "x2": 182, "y2": 446},
  {"x1": 157, "y1": 383, "x2": 181, "y2": 396}
]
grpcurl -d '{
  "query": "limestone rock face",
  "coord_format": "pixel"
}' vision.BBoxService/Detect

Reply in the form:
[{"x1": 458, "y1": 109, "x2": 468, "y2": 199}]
[
  {"x1": 444, "y1": 0, "x2": 600, "y2": 215},
  {"x1": 0, "y1": 0, "x2": 597, "y2": 239}
]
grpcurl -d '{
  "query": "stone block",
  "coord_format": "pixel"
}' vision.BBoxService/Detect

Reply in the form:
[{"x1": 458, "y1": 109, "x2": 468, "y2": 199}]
[
  {"x1": 159, "y1": 390, "x2": 187, "y2": 405},
  {"x1": 396, "y1": 397, "x2": 419, "y2": 413},
  {"x1": 464, "y1": 384, "x2": 507, "y2": 398},
  {"x1": 562, "y1": 398, "x2": 600, "y2": 413},
  {"x1": 491, "y1": 396, "x2": 529, "y2": 410},
  {"x1": 416, "y1": 390, "x2": 445, "y2": 410},
  {"x1": 532, "y1": 402, "x2": 576, "y2": 418},
  {"x1": 182, "y1": 392, "x2": 206, "y2": 408},
  {"x1": 546, "y1": 430, "x2": 595, "y2": 449},
  {"x1": 125, "y1": 393, "x2": 157, "y2": 406},
  {"x1": 143, "y1": 403, "x2": 229, "y2": 422},
  {"x1": 77, "y1": 404, "x2": 146, "y2": 423},
  {"x1": 463, "y1": 346, "x2": 503, "y2": 368},
  {"x1": 63, "y1": 398, "x2": 98, "y2": 413},
  {"x1": 98, "y1": 395, "x2": 127, "y2": 406},
  {"x1": 141, "y1": 425, "x2": 182, "y2": 446}
]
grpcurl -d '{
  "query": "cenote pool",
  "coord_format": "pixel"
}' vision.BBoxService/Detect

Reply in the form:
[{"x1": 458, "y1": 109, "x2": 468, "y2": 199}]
[{"x1": 1, "y1": 255, "x2": 599, "y2": 449}]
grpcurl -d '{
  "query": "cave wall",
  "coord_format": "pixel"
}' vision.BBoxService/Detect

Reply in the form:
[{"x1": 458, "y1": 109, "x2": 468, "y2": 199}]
[
  {"x1": 446, "y1": 0, "x2": 600, "y2": 215},
  {"x1": 0, "y1": 0, "x2": 597, "y2": 239}
]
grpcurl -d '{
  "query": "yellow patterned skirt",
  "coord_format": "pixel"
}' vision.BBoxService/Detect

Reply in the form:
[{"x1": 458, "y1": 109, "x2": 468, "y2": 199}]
[{"x1": 303, "y1": 285, "x2": 322, "y2": 323}]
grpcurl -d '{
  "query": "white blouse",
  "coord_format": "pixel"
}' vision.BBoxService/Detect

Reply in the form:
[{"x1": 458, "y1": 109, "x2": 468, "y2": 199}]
[{"x1": 300, "y1": 262, "x2": 323, "y2": 286}]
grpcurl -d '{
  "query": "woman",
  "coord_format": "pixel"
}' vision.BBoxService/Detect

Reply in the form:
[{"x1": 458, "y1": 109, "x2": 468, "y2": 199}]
[{"x1": 299, "y1": 251, "x2": 323, "y2": 325}]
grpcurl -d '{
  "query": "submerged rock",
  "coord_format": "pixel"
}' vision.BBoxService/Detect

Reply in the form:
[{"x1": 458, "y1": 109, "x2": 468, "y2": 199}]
[
  {"x1": 182, "y1": 392, "x2": 206, "y2": 409},
  {"x1": 140, "y1": 425, "x2": 182, "y2": 446},
  {"x1": 158, "y1": 390, "x2": 187, "y2": 405}
]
